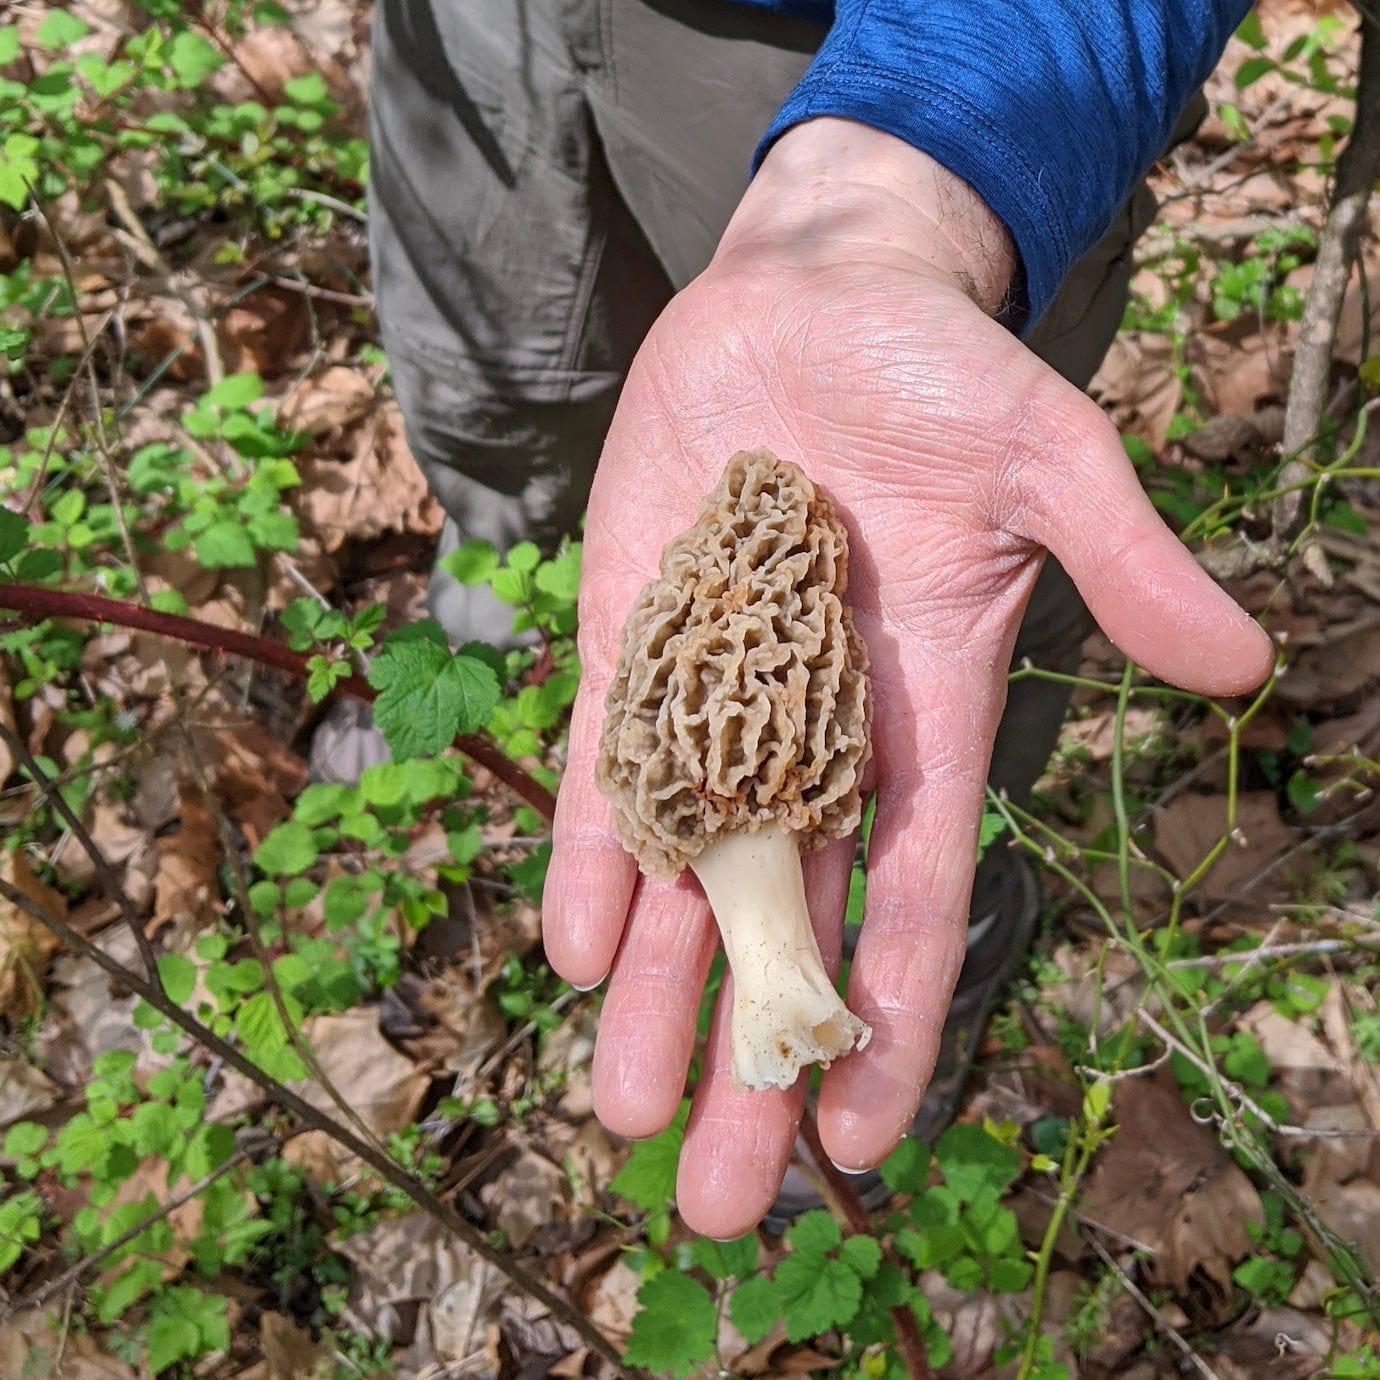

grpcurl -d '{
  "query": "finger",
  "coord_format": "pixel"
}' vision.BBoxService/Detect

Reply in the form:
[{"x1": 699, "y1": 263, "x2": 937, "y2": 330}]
[
  {"x1": 676, "y1": 835, "x2": 854, "y2": 1235},
  {"x1": 541, "y1": 678, "x2": 635, "y2": 987},
  {"x1": 1012, "y1": 387, "x2": 1274, "y2": 695},
  {"x1": 817, "y1": 651, "x2": 1004, "y2": 1171},
  {"x1": 541, "y1": 561, "x2": 643, "y2": 989},
  {"x1": 592, "y1": 873, "x2": 718, "y2": 1139}
]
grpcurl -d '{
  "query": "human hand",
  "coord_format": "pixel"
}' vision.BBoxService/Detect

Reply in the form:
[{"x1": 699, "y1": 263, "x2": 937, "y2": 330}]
[{"x1": 542, "y1": 119, "x2": 1273, "y2": 1238}]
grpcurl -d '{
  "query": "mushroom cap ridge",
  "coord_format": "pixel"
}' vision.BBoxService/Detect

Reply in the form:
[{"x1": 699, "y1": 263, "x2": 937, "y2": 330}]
[{"x1": 596, "y1": 448, "x2": 872, "y2": 879}]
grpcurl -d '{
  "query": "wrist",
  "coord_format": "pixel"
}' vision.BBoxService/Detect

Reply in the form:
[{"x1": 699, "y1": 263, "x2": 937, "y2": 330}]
[{"x1": 715, "y1": 118, "x2": 1017, "y2": 316}]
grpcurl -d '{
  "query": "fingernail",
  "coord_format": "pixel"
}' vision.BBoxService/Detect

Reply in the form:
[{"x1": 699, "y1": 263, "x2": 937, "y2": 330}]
[
  {"x1": 570, "y1": 973, "x2": 607, "y2": 992},
  {"x1": 830, "y1": 1159, "x2": 873, "y2": 1175}
]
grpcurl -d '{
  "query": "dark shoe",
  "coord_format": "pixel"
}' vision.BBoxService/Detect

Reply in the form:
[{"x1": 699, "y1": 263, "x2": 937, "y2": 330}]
[{"x1": 762, "y1": 848, "x2": 1041, "y2": 1232}]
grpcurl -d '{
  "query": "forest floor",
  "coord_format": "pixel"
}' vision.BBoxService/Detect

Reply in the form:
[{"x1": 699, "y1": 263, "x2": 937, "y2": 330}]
[{"x1": 1, "y1": 1, "x2": 1379, "y2": 1378}]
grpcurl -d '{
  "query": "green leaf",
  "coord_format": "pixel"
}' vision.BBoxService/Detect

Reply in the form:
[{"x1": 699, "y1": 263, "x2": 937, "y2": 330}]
[
  {"x1": 0, "y1": 508, "x2": 27, "y2": 564},
  {"x1": 506, "y1": 540, "x2": 541, "y2": 572},
  {"x1": 441, "y1": 538, "x2": 499, "y2": 585},
  {"x1": 158, "y1": 952, "x2": 197, "y2": 1005},
  {"x1": 3, "y1": 1122, "x2": 46, "y2": 1158},
  {"x1": 775, "y1": 1253, "x2": 863, "y2": 1342},
  {"x1": 0, "y1": 133, "x2": 39, "y2": 211},
  {"x1": 292, "y1": 782, "x2": 360, "y2": 827},
  {"x1": 284, "y1": 71, "x2": 330, "y2": 105},
  {"x1": 147, "y1": 1313, "x2": 202, "y2": 1374},
  {"x1": 729, "y1": 1274, "x2": 781, "y2": 1344},
  {"x1": 784, "y1": 1209, "x2": 841, "y2": 1257},
  {"x1": 201, "y1": 373, "x2": 264, "y2": 410},
  {"x1": 976, "y1": 808, "x2": 1007, "y2": 861},
  {"x1": 236, "y1": 990, "x2": 302, "y2": 1053},
  {"x1": 934, "y1": 1123, "x2": 1022, "y2": 1201},
  {"x1": 988, "y1": 1256, "x2": 1034, "y2": 1293},
  {"x1": 36, "y1": 10, "x2": 90, "y2": 46},
  {"x1": 838, "y1": 1234, "x2": 883, "y2": 1281},
  {"x1": 0, "y1": 27, "x2": 19, "y2": 64},
  {"x1": 360, "y1": 761, "x2": 409, "y2": 807},
  {"x1": 253, "y1": 821, "x2": 319, "y2": 876},
  {"x1": 1234, "y1": 55, "x2": 1276, "y2": 89},
  {"x1": 622, "y1": 1271, "x2": 717, "y2": 1378},
  {"x1": 166, "y1": 30, "x2": 224, "y2": 86},
  {"x1": 610, "y1": 1101, "x2": 688, "y2": 1210},
  {"x1": 880, "y1": 1137, "x2": 931, "y2": 1195},
  {"x1": 533, "y1": 544, "x2": 581, "y2": 601},
  {"x1": 368, "y1": 625, "x2": 502, "y2": 759},
  {"x1": 193, "y1": 520, "x2": 257, "y2": 569},
  {"x1": 689, "y1": 1232, "x2": 758, "y2": 1280}
]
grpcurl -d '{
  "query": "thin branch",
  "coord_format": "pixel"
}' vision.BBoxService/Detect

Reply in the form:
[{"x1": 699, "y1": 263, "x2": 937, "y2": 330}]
[
  {"x1": 0, "y1": 875, "x2": 624, "y2": 1369},
  {"x1": 0, "y1": 720, "x2": 159, "y2": 983},
  {"x1": 1085, "y1": 1235, "x2": 1224, "y2": 1380},
  {"x1": 1273, "y1": 15, "x2": 1380, "y2": 553},
  {"x1": 8, "y1": 1150, "x2": 250, "y2": 1317},
  {"x1": 0, "y1": 583, "x2": 557, "y2": 823}
]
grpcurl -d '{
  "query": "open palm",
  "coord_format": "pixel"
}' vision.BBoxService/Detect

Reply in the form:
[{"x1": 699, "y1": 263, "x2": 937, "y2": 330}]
[{"x1": 542, "y1": 231, "x2": 1271, "y2": 1238}]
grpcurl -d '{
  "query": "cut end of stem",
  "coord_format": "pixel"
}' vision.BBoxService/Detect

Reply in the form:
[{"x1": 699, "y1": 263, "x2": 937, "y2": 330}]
[{"x1": 689, "y1": 821, "x2": 871, "y2": 1092}]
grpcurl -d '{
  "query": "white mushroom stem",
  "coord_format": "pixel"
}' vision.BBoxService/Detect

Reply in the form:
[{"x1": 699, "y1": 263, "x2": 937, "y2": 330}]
[{"x1": 689, "y1": 820, "x2": 872, "y2": 1092}]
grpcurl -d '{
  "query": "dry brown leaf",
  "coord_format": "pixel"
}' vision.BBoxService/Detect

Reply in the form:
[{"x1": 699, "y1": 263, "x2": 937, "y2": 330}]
[
  {"x1": 583, "y1": 1258, "x2": 641, "y2": 1345},
  {"x1": 0, "y1": 850, "x2": 67, "y2": 1016},
  {"x1": 260, "y1": 1312, "x2": 333, "y2": 1380},
  {"x1": 281, "y1": 365, "x2": 375, "y2": 439},
  {"x1": 1082, "y1": 1073, "x2": 1263, "y2": 1296},
  {"x1": 283, "y1": 1006, "x2": 429, "y2": 1183},
  {"x1": 48, "y1": 927, "x2": 157, "y2": 1082},
  {"x1": 1189, "y1": 319, "x2": 1291, "y2": 419},
  {"x1": 478, "y1": 1150, "x2": 569, "y2": 1250},
  {"x1": 1090, "y1": 333, "x2": 1183, "y2": 448},
  {"x1": 201, "y1": 720, "x2": 308, "y2": 851},
  {"x1": 0, "y1": 1309, "x2": 136, "y2": 1379},
  {"x1": 0, "y1": 1052, "x2": 61, "y2": 1125},
  {"x1": 1152, "y1": 790, "x2": 1295, "y2": 902},
  {"x1": 334, "y1": 1211, "x2": 503, "y2": 1352},
  {"x1": 1321, "y1": 984, "x2": 1380, "y2": 1131},
  {"x1": 218, "y1": 288, "x2": 311, "y2": 379},
  {"x1": 151, "y1": 787, "x2": 220, "y2": 938},
  {"x1": 295, "y1": 401, "x2": 441, "y2": 554},
  {"x1": 1274, "y1": 619, "x2": 1380, "y2": 710}
]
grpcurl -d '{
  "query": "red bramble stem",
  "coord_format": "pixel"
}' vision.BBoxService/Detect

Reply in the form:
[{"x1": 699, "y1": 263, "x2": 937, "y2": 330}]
[{"x1": 0, "y1": 582, "x2": 558, "y2": 823}]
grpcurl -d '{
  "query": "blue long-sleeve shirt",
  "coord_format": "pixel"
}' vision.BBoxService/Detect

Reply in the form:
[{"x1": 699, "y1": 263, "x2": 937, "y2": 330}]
[{"x1": 737, "y1": 0, "x2": 1252, "y2": 330}]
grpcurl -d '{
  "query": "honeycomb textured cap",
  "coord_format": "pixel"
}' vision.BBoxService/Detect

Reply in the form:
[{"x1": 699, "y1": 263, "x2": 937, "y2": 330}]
[{"x1": 596, "y1": 448, "x2": 872, "y2": 879}]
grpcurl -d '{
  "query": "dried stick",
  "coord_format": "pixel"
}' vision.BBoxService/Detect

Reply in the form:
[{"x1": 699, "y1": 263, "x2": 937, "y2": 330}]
[
  {"x1": 0, "y1": 583, "x2": 557, "y2": 823},
  {"x1": 797, "y1": 1111, "x2": 934, "y2": 1380},
  {"x1": 1085, "y1": 1235, "x2": 1223, "y2": 1380},
  {"x1": 7, "y1": 1149, "x2": 250, "y2": 1317},
  {"x1": 0, "y1": 719, "x2": 158, "y2": 983},
  {"x1": 0, "y1": 875, "x2": 625, "y2": 1369},
  {"x1": 1272, "y1": 15, "x2": 1380, "y2": 555}
]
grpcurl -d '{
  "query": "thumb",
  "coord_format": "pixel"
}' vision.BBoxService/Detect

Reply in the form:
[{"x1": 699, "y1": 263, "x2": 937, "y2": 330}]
[{"x1": 1012, "y1": 390, "x2": 1274, "y2": 696}]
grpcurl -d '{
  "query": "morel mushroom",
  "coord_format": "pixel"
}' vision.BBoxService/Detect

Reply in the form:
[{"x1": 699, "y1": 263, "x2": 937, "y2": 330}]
[{"x1": 596, "y1": 448, "x2": 873, "y2": 1091}]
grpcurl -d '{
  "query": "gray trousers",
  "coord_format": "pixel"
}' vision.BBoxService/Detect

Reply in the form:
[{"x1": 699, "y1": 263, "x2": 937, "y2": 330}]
[{"x1": 369, "y1": 0, "x2": 1176, "y2": 925}]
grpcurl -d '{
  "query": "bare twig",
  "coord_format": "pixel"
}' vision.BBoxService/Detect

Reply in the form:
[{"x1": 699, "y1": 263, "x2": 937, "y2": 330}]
[
  {"x1": 8, "y1": 1150, "x2": 250, "y2": 1317},
  {"x1": 0, "y1": 876, "x2": 624, "y2": 1368},
  {"x1": 0, "y1": 583, "x2": 557, "y2": 823},
  {"x1": 1273, "y1": 15, "x2": 1380, "y2": 554},
  {"x1": 1085, "y1": 1235, "x2": 1224, "y2": 1380},
  {"x1": 0, "y1": 720, "x2": 158, "y2": 983}
]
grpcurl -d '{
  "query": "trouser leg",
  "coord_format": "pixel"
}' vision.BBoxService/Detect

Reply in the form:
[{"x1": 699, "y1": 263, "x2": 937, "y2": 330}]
[{"x1": 368, "y1": 0, "x2": 671, "y2": 647}]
